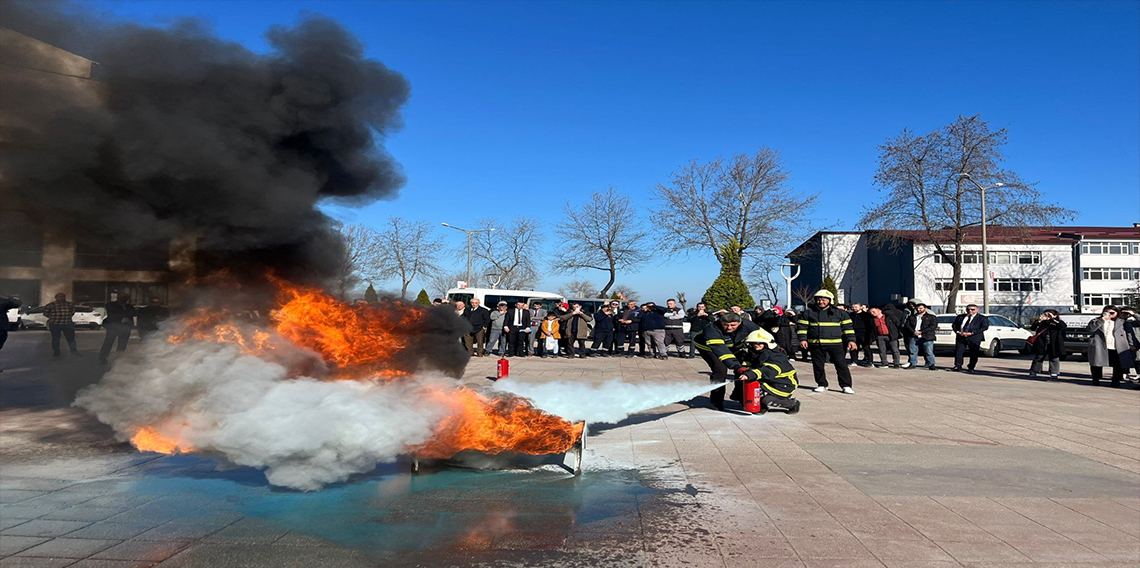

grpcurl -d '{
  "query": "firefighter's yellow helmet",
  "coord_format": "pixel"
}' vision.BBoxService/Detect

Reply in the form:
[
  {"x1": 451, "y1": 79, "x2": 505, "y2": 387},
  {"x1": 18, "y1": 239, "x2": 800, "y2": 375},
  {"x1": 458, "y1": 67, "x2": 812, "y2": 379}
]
[
  {"x1": 813, "y1": 289, "x2": 835, "y2": 301},
  {"x1": 744, "y1": 329, "x2": 776, "y2": 347}
]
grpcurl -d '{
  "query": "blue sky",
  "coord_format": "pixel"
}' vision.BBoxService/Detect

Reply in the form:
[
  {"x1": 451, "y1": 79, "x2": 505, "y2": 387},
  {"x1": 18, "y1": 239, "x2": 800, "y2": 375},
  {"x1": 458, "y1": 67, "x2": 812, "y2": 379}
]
[{"x1": 94, "y1": 0, "x2": 1140, "y2": 302}]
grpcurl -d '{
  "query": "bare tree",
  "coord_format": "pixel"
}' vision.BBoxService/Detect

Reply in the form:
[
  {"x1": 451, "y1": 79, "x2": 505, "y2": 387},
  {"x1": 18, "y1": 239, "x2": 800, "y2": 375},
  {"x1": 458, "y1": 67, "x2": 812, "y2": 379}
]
[
  {"x1": 427, "y1": 270, "x2": 474, "y2": 300},
  {"x1": 549, "y1": 187, "x2": 650, "y2": 296},
  {"x1": 373, "y1": 217, "x2": 444, "y2": 300},
  {"x1": 792, "y1": 283, "x2": 816, "y2": 309},
  {"x1": 558, "y1": 279, "x2": 598, "y2": 298},
  {"x1": 653, "y1": 148, "x2": 818, "y2": 278},
  {"x1": 675, "y1": 292, "x2": 687, "y2": 310},
  {"x1": 333, "y1": 223, "x2": 382, "y2": 300},
  {"x1": 746, "y1": 257, "x2": 784, "y2": 307},
  {"x1": 469, "y1": 218, "x2": 541, "y2": 289},
  {"x1": 857, "y1": 115, "x2": 1073, "y2": 312}
]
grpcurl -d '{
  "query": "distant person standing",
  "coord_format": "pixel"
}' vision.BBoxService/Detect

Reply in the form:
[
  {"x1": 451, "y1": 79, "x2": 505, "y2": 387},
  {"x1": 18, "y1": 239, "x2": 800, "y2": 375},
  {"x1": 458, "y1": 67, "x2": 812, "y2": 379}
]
[
  {"x1": 0, "y1": 295, "x2": 22, "y2": 372},
  {"x1": 1087, "y1": 306, "x2": 1135, "y2": 387},
  {"x1": 135, "y1": 297, "x2": 171, "y2": 340},
  {"x1": 686, "y1": 302, "x2": 711, "y2": 358},
  {"x1": 850, "y1": 303, "x2": 874, "y2": 366},
  {"x1": 1028, "y1": 309, "x2": 1066, "y2": 381},
  {"x1": 487, "y1": 302, "x2": 509, "y2": 356},
  {"x1": 99, "y1": 293, "x2": 135, "y2": 364},
  {"x1": 902, "y1": 301, "x2": 939, "y2": 370},
  {"x1": 559, "y1": 303, "x2": 593, "y2": 358},
  {"x1": 590, "y1": 304, "x2": 615, "y2": 356},
  {"x1": 662, "y1": 299, "x2": 688, "y2": 357},
  {"x1": 503, "y1": 300, "x2": 530, "y2": 357},
  {"x1": 462, "y1": 298, "x2": 491, "y2": 357},
  {"x1": 951, "y1": 305, "x2": 990, "y2": 373},
  {"x1": 44, "y1": 293, "x2": 81, "y2": 357},
  {"x1": 640, "y1": 302, "x2": 668, "y2": 359},
  {"x1": 869, "y1": 306, "x2": 901, "y2": 368}
]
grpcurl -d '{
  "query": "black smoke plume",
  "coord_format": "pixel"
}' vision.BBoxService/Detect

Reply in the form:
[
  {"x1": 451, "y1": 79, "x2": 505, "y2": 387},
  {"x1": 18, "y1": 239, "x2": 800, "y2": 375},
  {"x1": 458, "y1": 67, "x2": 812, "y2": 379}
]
[{"x1": 0, "y1": 1, "x2": 410, "y2": 285}]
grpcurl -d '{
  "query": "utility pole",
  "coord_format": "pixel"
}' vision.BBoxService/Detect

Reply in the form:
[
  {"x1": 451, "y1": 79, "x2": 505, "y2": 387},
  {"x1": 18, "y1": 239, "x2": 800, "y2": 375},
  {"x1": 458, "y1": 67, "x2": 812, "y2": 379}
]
[
  {"x1": 956, "y1": 174, "x2": 1004, "y2": 314},
  {"x1": 441, "y1": 223, "x2": 495, "y2": 286},
  {"x1": 780, "y1": 263, "x2": 801, "y2": 309}
]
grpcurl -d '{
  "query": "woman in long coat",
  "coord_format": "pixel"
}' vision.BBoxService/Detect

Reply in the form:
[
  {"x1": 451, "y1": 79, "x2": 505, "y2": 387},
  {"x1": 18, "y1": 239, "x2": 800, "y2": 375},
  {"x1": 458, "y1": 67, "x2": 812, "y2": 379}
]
[
  {"x1": 1029, "y1": 310, "x2": 1066, "y2": 380},
  {"x1": 1087, "y1": 306, "x2": 1136, "y2": 387}
]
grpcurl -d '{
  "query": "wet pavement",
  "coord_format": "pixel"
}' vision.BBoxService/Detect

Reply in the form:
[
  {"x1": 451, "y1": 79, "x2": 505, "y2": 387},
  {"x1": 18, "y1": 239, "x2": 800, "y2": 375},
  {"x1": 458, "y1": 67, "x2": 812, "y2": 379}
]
[{"x1": 2, "y1": 330, "x2": 1139, "y2": 567}]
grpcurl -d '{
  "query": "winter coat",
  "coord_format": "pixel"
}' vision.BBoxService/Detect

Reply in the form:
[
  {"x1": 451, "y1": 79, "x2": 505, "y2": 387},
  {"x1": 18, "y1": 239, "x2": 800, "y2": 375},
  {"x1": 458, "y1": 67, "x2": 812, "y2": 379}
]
[
  {"x1": 663, "y1": 307, "x2": 686, "y2": 329},
  {"x1": 903, "y1": 312, "x2": 939, "y2": 341},
  {"x1": 851, "y1": 311, "x2": 871, "y2": 341},
  {"x1": 871, "y1": 313, "x2": 900, "y2": 341},
  {"x1": 559, "y1": 311, "x2": 593, "y2": 340},
  {"x1": 952, "y1": 313, "x2": 990, "y2": 345},
  {"x1": 463, "y1": 306, "x2": 491, "y2": 332},
  {"x1": 693, "y1": 319, "x2": 759, "y2": 371},
  {"x1": 103, "y1": 300, "x2": 135, "y2": 327},
  {"x1": 687, "y1": 308, "x2": 711, "y2": 330},
  {"x1": 540, "y1": 319, "x2": 561, "y2": 339},
  {"x1": 640, "y1": 306, "x2": 667, "y2": 331},
  {"x1": 1030, "y1": 318, "x2": 1066, "y2": 359},
  {"x1": 618, "y1": 308, "x2": 641, "y2": 332},
  {"x1": 774, "y1": 314, "x2": 798, "y2": 355},
  {"x1": 1087, "y1": 317, "x2": 1136, "y2": 368},
  {"x1": 882, "y1": 304, "x2": 906, "y2": 329},
  {"x1": 592, "y1": 311, "x2": 614, "y2": 333},
  {"x1": 503, "y1": 307, "x2": 531, "y2": 333}
]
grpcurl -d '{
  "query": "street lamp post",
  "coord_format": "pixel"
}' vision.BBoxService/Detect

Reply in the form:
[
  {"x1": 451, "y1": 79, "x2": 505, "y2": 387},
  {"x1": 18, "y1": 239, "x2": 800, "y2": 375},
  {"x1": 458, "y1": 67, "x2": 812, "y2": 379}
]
[
  {"x1": 955, "y1": 174, "x2": 1004, "y2": 313},
  {"x1": 441, "y1": 223, "x2": 495, "y2": 287},
  {"x1": 780, "y1": 263, "x2": 801, "y2": 309}
]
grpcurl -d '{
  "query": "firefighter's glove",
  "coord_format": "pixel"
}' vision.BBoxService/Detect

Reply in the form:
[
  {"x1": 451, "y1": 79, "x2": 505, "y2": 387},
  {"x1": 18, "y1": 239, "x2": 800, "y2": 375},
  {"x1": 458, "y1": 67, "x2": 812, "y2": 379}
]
[{"x1": 734, "y1": 366, "x2": 750, "y2": 376}]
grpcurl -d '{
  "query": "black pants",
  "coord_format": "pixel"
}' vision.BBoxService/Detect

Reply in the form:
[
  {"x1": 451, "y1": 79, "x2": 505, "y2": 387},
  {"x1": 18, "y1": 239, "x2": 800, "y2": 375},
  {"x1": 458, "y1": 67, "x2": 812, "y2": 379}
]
[
  {"x1": 591, "y1": 330, "x2": 613, "y2": 354},
  {"x1": 99, "y1": 324, "x2": 131, "y2": 361},
  {"x1": 50, "y1": 324, "x2": 79, "y2": 355},
  {"x1": 810, "y1": 344, "x2": 852, "y2": 389},
  {"x1": 954, "y1": 338, "x2": 983, "y2": 370},
  {"x1": 857, "y1": 336, "x2": 874, "y2": 363},
  {"x1": 1091, "y1": 350, "x2": 1124, "y2": 385},
  {"x1": 618, "y1": 331, "x2": 639, "y2": 354},
  {"x1": 507, "y1": 329, "x2": 528, "y2": 356},
  {"x1": 569, "y1": 338, "x2": 587, "y2": 356},
  {"x1": 699, "y1": 349, "x2": 736, "y2": 408},
  {"x1": 664, "y1": 329, "x2": 685, "y2": 354}
]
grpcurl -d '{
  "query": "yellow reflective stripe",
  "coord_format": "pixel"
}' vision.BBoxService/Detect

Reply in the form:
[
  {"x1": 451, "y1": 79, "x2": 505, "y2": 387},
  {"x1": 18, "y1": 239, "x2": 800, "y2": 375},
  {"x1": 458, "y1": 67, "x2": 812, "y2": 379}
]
[
  {"x1": 695, "y1": 344, "x2": 712, "y2": 351},
  {"x1": 840, "y1": 319, "x2": 853, "y2": 325},
  {"x1": 809, "y1": 322, "x2": 841, "y2": 327},
  {"x1": 796, "y1": 320, "x2": 809, "y2": 325},
  {"x1": 797, "y1": 330, "x2": 807, "y2": 335},
  {"x1": 761, "y1": 382, "x2": 794, "y2": 397},
  {"x1": 718, "y1": 353, "x2": 737, "y2": 361},
  {"x1": 762, "y1": 363, "x2": 781, "y2": 372},
  {"x1": 808, "y1": 338, "x2": 843, "y2": 344},
  {"x1": 705, "y1": 339, "x2": 725, "y2": 345}
]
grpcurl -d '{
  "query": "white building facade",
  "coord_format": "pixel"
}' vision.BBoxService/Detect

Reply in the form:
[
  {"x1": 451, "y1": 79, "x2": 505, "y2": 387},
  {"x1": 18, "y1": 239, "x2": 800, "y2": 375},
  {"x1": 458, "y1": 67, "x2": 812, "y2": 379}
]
[{"x1": 787, "y1": 226, "x2": 1140, "y2": 323}]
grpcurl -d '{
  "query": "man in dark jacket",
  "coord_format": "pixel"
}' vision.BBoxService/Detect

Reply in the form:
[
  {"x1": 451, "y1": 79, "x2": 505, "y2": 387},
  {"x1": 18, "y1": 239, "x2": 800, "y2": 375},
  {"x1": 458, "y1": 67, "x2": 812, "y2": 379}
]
[
  {"x1": 99, "y1": 293, "x2": 136, "y2": 364},
  {"x1": 849, "y1": 303, "x2": 874, "y2": 367},
  {"x1": 640, "y1": 302, "x2": 668, "y2": 359},
  {"x1": 686, "y1": 302, "x2": 712, "y2": 358},
  {"x1": 869, "y1": 306, "x2": 901, "y2": 367},
  {"x1": 797, "y1": 290, "x2": 857, "y2": 394},
  {"x1": 693, "y1": 313, "x2": 759, "y2": 411},
  {"x1": 951, "y1": 304, "x2": 990, "y2": 373},
  {"x1": 503, "y1": 301, "x2": 531, "y2": 357},
  {"x1": 590, "y1": 305, "x2": 616, "y2": 356},
  {"x1": 903, "y1": 301, "x2": 939, "y2": 370},
  {"x1": 462, "y1": 298, "x2": 492, "y2": 357},
  {"x1": 617, "y1": 301, "x2": 641, "y2": 358}
]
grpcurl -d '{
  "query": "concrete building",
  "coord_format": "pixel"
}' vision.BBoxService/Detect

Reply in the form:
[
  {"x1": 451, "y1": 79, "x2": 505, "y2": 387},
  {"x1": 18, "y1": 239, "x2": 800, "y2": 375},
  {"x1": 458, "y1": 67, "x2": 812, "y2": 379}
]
[
  {"x1": 787, "y1": 226, "x2": 1140, "y2": 323},
  {"x1": 0, "y1": 28, "x2": 192, "y2": 307}
]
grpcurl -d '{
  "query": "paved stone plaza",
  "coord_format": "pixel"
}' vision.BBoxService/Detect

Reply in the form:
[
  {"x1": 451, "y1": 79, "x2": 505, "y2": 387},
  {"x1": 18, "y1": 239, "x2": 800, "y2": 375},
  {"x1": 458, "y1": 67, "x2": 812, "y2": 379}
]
[{"x1": 2, "y1": 330, "x2": 1138, "y2": 567}]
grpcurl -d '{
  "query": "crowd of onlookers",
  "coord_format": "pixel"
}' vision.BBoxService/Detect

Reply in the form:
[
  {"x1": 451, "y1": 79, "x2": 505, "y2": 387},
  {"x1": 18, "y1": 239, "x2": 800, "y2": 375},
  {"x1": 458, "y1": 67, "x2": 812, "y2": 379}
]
[{"x1": 441, "y1": 293, "x2": 1140, "y2": 389}]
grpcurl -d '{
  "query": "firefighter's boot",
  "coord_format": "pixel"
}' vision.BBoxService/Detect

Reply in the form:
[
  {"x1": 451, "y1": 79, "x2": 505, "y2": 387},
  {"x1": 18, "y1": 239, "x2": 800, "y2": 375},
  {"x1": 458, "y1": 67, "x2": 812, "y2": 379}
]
[{"x1": 762, "y1": 394, "x2": 800, "y2": 414}]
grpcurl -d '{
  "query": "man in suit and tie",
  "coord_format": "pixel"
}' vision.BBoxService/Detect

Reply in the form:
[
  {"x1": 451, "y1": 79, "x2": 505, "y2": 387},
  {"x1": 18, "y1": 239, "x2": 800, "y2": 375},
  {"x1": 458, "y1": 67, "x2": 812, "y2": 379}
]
[
  {"x1": 504, "y1": 301, "x2": 531, "y2": 357},
  {"x1": 952, "y1": 304, "x2": 990, "y2": 373}
]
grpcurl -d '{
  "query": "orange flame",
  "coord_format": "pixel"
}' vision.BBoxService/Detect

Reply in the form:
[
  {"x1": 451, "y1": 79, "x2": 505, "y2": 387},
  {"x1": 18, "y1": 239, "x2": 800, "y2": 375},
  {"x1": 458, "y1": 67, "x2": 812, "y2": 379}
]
[
  {"x1": 167, "y1": 308, "x2": 272, "y2": 355},
  {"x1": 415, "y1": 387, "x2": 584, "y2": 459},
  {"x1": 131, "y1": 427, "x2": 192, "y2": 454}
]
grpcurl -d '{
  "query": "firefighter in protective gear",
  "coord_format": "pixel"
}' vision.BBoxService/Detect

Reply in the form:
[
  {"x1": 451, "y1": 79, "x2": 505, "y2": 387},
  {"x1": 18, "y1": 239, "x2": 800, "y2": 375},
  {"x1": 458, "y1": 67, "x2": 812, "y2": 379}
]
[
  {"x1": 735, "y1": 329, "x2": 801, "y2": 414},
  {"x1": 692, "y1": 312, "x2": 759, "y2": 411},
  {"x1": 797, "y1": 289, "x2": 857, "y2": 394}
]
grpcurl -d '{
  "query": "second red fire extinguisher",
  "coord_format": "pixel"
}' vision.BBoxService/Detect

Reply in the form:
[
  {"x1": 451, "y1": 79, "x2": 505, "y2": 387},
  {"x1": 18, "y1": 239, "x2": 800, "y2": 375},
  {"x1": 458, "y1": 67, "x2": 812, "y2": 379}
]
[
  {"x1": 496, "y1": 356, "x2": 510, "y2": 380},
  {"x1": 742, "y1": 380, "x2": 764, "y2": 414}
]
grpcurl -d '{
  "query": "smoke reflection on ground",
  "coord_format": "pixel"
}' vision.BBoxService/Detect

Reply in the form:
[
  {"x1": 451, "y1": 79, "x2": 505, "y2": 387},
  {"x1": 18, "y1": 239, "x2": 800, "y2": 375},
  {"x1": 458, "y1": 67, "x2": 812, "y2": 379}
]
[{"x1": 127, "y1": 455, "x2": 689, "y2": 558}]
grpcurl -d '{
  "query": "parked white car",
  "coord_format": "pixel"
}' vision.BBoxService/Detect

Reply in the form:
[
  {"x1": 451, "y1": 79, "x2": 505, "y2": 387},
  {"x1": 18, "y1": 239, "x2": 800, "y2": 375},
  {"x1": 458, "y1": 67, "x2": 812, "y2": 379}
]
[
  {"x1": 934, "y1": 313, "x2": 1032, "y2": 357},
  {"x1": 21, "y1": 306, "x2": 106, "y2": 330},
  {"x1": 6, "y1": 307, "x2": 20, "y2": 331}
]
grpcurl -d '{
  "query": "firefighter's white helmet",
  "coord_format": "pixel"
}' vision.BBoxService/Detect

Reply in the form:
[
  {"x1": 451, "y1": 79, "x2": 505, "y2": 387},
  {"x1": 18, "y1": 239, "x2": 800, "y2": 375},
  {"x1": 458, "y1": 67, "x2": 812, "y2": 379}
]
[{"x1": 813, "y1": 289, "x2": 835, "y2": 301}]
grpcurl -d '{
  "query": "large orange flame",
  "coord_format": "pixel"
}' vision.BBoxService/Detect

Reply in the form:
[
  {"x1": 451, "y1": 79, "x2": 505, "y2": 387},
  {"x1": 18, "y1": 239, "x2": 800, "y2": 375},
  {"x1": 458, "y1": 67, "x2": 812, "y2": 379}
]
[
  {"x1": 146, "y1": 278, "x2": 582, "y2": 462},
  {"x1": 131, "y1": 427, "x2": 192, "y2": 454},
  {"x1": 416, "y1": 387, "x2": 584, "y2": 459}
]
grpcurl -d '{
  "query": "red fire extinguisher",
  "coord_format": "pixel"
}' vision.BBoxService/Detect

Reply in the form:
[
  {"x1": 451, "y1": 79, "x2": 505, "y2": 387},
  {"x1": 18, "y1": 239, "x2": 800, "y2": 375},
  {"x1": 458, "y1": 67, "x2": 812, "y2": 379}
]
[
  {"x1": 742, "y1": 380, "x2": 764, "y2": 414},
  {"x1": 496, "y1": 356, "x2": 510, "y2": 380}
]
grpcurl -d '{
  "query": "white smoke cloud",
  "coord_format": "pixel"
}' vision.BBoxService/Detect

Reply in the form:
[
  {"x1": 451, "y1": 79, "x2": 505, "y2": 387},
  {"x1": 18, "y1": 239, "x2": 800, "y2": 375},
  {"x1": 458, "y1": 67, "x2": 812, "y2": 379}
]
[
  {"x1": 74, "y1": 338, "x2": 452, "y2": 491},
  {"x1": 492, "y1": 378, "x2": 729, "y2": 424}
]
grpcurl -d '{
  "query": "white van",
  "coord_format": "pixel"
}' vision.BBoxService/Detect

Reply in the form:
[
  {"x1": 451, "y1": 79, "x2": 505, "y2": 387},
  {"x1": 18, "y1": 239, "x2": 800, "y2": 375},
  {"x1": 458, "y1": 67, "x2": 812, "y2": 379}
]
[{"x1": 445, "y1": 288, "x2": 566, "y2": 310}]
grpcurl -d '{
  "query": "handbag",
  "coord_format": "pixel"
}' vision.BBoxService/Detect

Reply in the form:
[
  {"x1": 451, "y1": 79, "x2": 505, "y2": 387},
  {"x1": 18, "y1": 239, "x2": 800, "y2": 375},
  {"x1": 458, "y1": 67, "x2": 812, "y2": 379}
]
[
  {"x1": 544, "y1": 336, "x2": 557, "y2": 352},
  {"x1": 1026, "y1": 328, "x2": 1045, "y2": 345}
]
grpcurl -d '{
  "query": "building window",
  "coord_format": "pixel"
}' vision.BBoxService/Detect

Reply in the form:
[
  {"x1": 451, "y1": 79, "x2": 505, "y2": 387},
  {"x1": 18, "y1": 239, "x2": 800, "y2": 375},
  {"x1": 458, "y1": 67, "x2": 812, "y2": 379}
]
[
  {"x1": 73, "y1": 281, "x2": 169, "y2": 305},
  {"x1": 992, "y1": 278, "x2": 1042, "y2": 292},
  {"x1": 1081, "y1": 241, "x2": 1140, "y2": 255},
  {"x1": 0, "y1": 279, "x2": 42, "y2": 307},
  {"x1": 988, "y1": 251, "x2": 1041, "y2": 264},
  {"x1": 1083, "y1": 294, "x2": 1131, "y2": 307},
  {"x1": 74, "y1": 239, "x2": 170, "y2": 272},
  {"x1": 1082, "y1": 268, "x2": 1140, "y2": 280},
  {"x1": 935, "y1": 279, "x2": 984, "y2": 291},
  {"x1": 933, "y1": 251, "x2": 982, "y2": 264}
]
